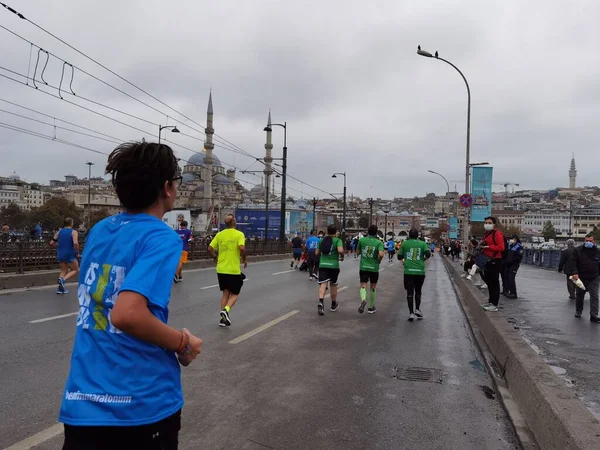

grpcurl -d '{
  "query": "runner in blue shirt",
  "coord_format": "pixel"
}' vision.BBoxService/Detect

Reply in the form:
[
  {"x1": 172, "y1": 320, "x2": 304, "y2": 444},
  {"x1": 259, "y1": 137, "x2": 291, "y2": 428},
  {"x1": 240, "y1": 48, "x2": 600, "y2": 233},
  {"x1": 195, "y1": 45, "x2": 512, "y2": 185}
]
[
  {"x1": 174, "y1": 220, "x2": 193, "y2": 283},
  {"x1": 386, "y1": 238, "x2": 395, "y2": 262},
  {"x1": 50, "y1": 217, "x2": 80, "y2": 294},
  {"x1": 305, "y1": 230, "x2": 321, "y2": 281},
  {"x1": 59, "y1": 141, "x2": 203, "y2": 450}
]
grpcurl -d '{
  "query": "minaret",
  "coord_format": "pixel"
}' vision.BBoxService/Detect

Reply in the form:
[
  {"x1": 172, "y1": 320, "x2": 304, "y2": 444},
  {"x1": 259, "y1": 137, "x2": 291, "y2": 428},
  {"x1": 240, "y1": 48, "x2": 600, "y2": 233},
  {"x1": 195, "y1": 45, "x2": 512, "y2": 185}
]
[
  {"x1": 569, "y1": 154, "x2": 577, "y2": 189},
  {"x1": 264, "y1": 110, "x2": 274, "y2": 191},
  {"x1": 204, "y1": 91, "x2": 214, "y2": 210}
]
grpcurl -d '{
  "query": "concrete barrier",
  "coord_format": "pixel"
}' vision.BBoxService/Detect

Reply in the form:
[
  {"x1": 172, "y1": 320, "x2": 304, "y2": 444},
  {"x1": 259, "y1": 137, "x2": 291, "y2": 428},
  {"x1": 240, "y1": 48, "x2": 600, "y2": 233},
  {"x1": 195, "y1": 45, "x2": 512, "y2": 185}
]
[
  {"x1": 442, "y1": 257, "x2": 600, "y2": 450},
  {"x1": 0, "y1": 254, "x2": 288, "y2": 291}
]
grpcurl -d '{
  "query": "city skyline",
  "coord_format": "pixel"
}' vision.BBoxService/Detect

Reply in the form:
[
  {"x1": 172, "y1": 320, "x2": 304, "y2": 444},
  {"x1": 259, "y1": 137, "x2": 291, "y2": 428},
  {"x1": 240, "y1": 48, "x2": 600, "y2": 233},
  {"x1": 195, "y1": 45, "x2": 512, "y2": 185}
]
[{"x1": 1, "y1": 1, "x2": 600, "y2": 198}]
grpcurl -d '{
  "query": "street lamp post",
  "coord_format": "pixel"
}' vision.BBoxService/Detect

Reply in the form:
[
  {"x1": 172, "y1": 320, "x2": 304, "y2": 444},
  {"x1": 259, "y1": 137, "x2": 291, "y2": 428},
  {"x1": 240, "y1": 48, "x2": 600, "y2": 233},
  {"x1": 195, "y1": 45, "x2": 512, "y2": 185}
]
[
  {"x1": 368, "y1": 198, "x2": 374, "y2": 226},
  {"x1": 158, "y1": 125, "x2": 180, "y2": 144},
  {"x1": 428, "y1": 170, "x2": 450, "y2": 217},
  {"x1": 85, "y1": 162, "x2": 94, "y2": 228},
  {"x1": 264, "y1": 121, "x2": 287, "y2": 242},
  {"x1": 332, "y1": 172, "x2": 347, "y2": 239},
  {"x1": 418, "y1": 46, "x2": 470, "y2": 248},
  {"x1": 383, "y1": 209, "x2": 390, "y2": 237},
  {"x1": 312, "y1": 198, "x2": 318, "y2": 231}
]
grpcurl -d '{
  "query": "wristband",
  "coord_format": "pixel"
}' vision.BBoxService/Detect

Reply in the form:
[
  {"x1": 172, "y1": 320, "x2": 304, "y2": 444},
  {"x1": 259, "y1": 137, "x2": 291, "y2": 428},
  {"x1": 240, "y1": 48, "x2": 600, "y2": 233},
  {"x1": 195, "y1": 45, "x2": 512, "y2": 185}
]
[{"x1": 176, "y1": 330, "x2": 190, "y2": 354}]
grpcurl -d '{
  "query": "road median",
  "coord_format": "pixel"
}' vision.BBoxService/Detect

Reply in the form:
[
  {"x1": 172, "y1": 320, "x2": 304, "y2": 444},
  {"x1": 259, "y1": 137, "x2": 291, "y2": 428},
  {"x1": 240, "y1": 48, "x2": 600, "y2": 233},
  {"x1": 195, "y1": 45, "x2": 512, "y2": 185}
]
[
  {"x1": 442, "y1": 256, "x2": 600, "y2": 450},
  {"x1": 0, "y1": 254, "x2": 288, "y2": 290}
]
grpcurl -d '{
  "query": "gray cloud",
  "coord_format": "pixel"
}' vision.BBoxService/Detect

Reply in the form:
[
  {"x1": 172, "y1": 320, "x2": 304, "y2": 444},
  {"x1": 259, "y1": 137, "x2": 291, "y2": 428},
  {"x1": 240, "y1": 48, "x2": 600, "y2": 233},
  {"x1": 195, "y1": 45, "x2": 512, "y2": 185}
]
[{"x1": 1, "y1": 0, "x2": 598, "y2": 199}]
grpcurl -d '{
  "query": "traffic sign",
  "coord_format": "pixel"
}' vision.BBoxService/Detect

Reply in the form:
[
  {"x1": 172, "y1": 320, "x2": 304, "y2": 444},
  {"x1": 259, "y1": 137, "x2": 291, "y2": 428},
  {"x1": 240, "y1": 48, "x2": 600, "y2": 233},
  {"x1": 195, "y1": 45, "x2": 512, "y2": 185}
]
[{"x1": 459, "y1": 194, "x2": 473, "y2": 208}]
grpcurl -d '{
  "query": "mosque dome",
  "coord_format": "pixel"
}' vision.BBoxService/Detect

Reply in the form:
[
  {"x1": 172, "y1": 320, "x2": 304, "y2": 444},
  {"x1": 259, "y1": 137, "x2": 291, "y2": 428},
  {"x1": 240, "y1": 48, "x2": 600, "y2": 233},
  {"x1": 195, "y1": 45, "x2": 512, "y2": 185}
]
[
  {"x1": 187, "y1": 149, "x2": 222, "y2": 168},
  {"x1": 8, "y1": 171, "x2": 20, "y2": 181}
]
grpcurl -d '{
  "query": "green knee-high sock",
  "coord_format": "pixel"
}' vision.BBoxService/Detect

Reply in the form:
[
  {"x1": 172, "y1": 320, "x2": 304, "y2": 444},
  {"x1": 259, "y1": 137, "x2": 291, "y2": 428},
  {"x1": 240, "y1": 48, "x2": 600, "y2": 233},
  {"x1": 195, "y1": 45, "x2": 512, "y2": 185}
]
[
  {"x1": 360, "y1": 287, "x2": 367, "y2": 301},
  {"x1": 369, "y1": 289, "x2": 376, "y2": 308}
]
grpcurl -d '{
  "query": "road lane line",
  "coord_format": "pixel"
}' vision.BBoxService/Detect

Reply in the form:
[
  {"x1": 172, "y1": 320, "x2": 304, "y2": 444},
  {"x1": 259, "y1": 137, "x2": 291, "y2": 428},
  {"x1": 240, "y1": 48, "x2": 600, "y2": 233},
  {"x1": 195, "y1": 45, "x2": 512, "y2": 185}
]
[
  {"x1": 228, "y1": 310, "x2": 299, "y2": 344},
  {"x1": 200, "y1": 284, "x2": 219, "y2": 290},
  {"x1": 4, "y1": 423, "x2": 63, "y2": 450},
  {"x1": 272, "y1": 269, "x2": 295, "y2": 275},
  {"x1": 379, "y1": 268, "x2": 387, "y2": 272},
  {"x1": 29, "y1": 312, "x2": 78, "y2": 324},
  {"x1": 324, "y1": 285, "x2": 348, "y2": 299}
]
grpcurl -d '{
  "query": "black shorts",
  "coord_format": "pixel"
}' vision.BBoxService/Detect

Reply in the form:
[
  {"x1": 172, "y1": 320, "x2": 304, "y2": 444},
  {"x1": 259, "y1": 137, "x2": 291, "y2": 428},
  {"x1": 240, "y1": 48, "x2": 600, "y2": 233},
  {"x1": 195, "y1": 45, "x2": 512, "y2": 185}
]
[
  {"x1": 217, "y1": 273, "x2": 244, "y2": 295},
  {"x1": 388, "y1": 250, "x2": 395, "y2": 256},
  {"x1": 359, "y1": 270, "x2": 379, "y2": 284},
  {"x1": 63, "y1": 409, "x2": 181, "y2": 450},
  {"x1": 318, "y1": 268, "x2": 340, "y2": 285},
  {"x1": 292, "y1": 249, "x2": 302, "y2": 260}
]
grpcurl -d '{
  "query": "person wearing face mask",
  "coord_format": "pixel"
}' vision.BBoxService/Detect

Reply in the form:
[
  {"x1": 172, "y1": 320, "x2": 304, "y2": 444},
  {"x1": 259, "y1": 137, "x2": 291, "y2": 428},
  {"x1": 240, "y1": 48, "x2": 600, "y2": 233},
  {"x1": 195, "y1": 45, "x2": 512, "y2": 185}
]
[
  {"x1": 477, "y1": 217, "x2": 506, "y2": 312},
  {"x1": 565, "y1": 234, "x2": 600, "y2": 322},
  {"x1": 503, "y1": 235, "x2": 524, "y2": 299}
]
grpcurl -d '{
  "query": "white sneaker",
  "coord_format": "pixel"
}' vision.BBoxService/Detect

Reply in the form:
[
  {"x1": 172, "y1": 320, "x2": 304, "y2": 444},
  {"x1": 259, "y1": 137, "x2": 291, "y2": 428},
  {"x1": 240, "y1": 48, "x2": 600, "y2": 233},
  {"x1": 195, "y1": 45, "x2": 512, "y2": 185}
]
[
  {"x1": 415, "y1": 310, "x2": 423, "y2": 319},
  {"x1": 460, "y1": 273, "x2": 467, "y2": 278},
  {"x1": 466, "y1": 275, "x2": 473, "y2": 281},
  {"x1": 408, "y1": 313, "x2": 416, "y2": 322},
  {"x1": 480, "y1": 302, "x2": 491, "y2": 309},
  {"x1": 481, "y1": 284, "x2": 488, "y2": 289},
  {"x1": 483, "y1": 304, "x2": 499, "y2": 312}
]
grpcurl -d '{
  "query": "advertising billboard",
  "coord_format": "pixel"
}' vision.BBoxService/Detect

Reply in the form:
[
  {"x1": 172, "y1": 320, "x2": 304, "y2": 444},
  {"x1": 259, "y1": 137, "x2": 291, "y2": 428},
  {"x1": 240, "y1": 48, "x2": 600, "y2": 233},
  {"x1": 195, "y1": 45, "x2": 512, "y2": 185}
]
[
  {"x1": 449, "y1": 217, "x2": 458, "y2": 239},
  {"x1": 235, "y1": 209, "x2": 313, "y2": 239},
  {"x1": 471, "y1": 167, "x2": 493, "y2": 222}
]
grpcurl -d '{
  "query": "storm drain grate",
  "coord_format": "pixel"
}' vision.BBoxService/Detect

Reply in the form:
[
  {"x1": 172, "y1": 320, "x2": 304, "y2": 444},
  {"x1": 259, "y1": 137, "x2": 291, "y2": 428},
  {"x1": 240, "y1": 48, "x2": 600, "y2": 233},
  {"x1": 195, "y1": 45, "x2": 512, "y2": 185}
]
[{"x1": 392, "y1": 366, "x2": 443, "y2": 384}]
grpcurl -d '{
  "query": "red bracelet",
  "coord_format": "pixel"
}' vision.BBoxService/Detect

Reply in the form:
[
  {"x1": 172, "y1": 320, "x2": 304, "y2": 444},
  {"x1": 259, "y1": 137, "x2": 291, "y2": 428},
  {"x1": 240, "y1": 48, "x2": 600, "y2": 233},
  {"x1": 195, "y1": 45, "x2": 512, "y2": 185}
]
[{"x1": 176, "y1": 330, "x2": 189, "y2": 354}]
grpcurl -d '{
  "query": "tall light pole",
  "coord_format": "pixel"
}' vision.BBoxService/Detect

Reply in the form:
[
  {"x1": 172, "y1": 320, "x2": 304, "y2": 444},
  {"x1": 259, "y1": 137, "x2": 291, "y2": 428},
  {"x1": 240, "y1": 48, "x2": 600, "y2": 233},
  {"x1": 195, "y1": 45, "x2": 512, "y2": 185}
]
[
  {"x1": 332, "y1": 172, "x2": 347, "y2": 239},
  {"x1": 368, "y1": 198, "x2": 374, "y2": 226},
  {"x1": 312, "y1": 198, "x2": 318, "y2": 231},
  {"x1": 383, "y1": 208, "x2": 390, "y2": 238},
  {"x1": 418, "y1": 46, "x2": 470, "y2": 248},
  {"x1": 428, "y1": 170, "x2": 450, "y2": 217},
  {"x1": 85, "y1": 162, "x2": 94, "y2": 228},
  {"x1": 264, "y1": 121, "x2": 287, "y2": 242},
  {"x1": 158, "y1": 124, "x2": 180, "y2": 144}
]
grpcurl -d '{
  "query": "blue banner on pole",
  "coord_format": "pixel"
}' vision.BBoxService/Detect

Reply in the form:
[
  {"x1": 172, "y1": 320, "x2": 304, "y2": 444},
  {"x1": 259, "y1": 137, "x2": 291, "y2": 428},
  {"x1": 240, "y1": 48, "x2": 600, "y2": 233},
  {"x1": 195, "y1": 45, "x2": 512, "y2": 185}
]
[
  {"x1": 471, "y1": 167, "x2": 493, "y2": 222},
  {"x1": 449, "y1": 217, "x2": 458, "y2": 239}
]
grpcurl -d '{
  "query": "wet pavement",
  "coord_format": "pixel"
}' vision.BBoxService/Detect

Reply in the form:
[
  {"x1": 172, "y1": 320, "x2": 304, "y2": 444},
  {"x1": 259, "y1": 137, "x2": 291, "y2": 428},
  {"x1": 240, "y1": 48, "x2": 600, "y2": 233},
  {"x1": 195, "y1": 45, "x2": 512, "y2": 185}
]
[{"x1": 496, "y1": 264, "x2": 600, "y2": 419}]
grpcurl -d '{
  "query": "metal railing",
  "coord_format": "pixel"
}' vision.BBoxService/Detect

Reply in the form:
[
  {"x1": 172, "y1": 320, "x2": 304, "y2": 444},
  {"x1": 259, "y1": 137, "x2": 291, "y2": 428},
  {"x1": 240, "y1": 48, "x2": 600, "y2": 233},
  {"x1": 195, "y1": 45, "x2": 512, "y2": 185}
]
[
  {"x1": 522, "y1": 248, "x2": 562, "y2": 269},
  {"x1": 0, "y1": 239, "x2": 289, "y2": 274}
]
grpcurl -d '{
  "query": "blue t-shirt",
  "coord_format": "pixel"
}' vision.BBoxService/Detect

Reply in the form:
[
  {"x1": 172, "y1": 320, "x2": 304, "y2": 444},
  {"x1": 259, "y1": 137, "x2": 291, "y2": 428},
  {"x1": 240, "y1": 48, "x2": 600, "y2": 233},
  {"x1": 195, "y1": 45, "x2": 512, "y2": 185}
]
[
  {"x1": 57, "y1": 228, "x2": 76, "y2": 262},
  {"x1": 386, "y1": 241, "x2": 395, "y2": 251},
  {"x1": 306, "y1": 236, "x2": 320, "y2": 252},
  {"x1": 176, "y1": 228, "x2": 192, "y2": 252},
  {"x1": 59, "y1": 213, "x2": 182, "y2": 426}
]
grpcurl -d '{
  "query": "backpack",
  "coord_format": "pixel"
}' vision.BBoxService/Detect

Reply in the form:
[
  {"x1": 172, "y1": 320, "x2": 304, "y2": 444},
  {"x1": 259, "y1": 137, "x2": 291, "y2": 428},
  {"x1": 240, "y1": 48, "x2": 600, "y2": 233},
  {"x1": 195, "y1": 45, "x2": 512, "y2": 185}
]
[
  {"x1": 320, "y1": 236, "x2": 333, "y2": 255},
  {"x1": 492, "y1": 230, "x2": 509, "y2": 260}
]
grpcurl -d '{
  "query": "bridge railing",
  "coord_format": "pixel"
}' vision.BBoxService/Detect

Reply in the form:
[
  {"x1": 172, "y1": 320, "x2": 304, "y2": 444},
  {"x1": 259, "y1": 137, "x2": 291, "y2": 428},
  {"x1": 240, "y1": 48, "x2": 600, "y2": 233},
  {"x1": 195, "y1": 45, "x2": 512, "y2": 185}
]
[
  {"x1": 0, "y1": 239, "x2": 289, "y2": 274},
  {"x1": 522, "y1": 248, "x2": 562, "y2": 269}
]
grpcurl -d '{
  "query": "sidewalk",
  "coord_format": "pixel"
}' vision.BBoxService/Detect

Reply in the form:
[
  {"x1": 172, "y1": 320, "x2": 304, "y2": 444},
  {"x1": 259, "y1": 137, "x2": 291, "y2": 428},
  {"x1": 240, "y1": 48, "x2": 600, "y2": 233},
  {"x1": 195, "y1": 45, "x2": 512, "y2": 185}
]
[{"x1": 495, "y1": 264, "x2": 600, "y2": 420}]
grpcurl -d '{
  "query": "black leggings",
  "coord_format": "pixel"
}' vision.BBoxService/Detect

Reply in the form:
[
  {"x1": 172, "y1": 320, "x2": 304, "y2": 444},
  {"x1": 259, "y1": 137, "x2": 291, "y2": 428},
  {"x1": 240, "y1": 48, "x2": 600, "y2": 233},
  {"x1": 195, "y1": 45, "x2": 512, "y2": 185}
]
[
  {"x1": 482, "y1": 260, "x2": 501, "y2": 306},
  {"x1": 404, "y1": 274, "x2": 425, "y2": 314},
  {"x1": 307, "y1": 251, "x2": 318, "y2": 276}
]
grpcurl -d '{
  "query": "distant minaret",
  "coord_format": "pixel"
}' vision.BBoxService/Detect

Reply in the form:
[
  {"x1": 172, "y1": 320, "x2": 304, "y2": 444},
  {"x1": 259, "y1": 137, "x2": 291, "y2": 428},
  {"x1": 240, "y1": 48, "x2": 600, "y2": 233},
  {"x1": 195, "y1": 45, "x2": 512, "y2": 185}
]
[
  {"x1": 569, "y1": 154, "x2": 577, "y2": 189},
  {"x1": 204, "y1": 91, "x2": 214, "y2": 209},
  {"x1": 264, "y1": 110, "x2": 274, "y2": 194}
]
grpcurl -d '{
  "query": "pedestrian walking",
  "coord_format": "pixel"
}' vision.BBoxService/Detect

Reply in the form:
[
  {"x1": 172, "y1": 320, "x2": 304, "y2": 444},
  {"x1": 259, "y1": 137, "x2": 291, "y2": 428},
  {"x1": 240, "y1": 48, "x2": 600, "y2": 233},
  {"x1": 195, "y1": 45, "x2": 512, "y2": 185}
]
[
  {"x1": 566, "y1": 234, "x2": 600, "y2": 322},
  {"x1": 209, "y1": 214, "x2": 247, "y2": 327},
  {"x1": 50, "y1": 217, "x2": 80, "y2": 295},
  {"x1": 477, "y1": 217, "x2": 506, "y2": 312},
  {"x1": 174, "y1": 220, "x2": 193, "y2": 283},
  {"x1": 59, "y1": 141, "x2": 203, "y2": 450},
  {"x1": 558, "y1": 239, "x2": 577, "y2": 300},
  {"x1": 290, "y1": 232, "x2": 304, "y2": 269},
  {"x1": 305, "y1": 230, "x2": 320, "y2": 281},
  {"x1": 316, "y1": 224, "x2": 345, "y2": 316},
  {"x1": 356, "y1": 225, "x2": 385, "y2": 314},
  {"x1": 503, "y1": 235, "x2": 524, "y2": 299},
  {"x1": 398, "y1": 228, "x2": 431, "y2": 321}
]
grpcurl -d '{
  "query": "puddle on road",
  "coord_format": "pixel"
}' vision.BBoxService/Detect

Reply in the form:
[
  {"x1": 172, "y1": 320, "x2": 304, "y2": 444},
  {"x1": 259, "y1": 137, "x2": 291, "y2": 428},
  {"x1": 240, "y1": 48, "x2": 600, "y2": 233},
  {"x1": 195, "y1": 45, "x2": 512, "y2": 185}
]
[
  {"x1": 548, "y1": 365, "x2": 567, "y2": 375},
  {"x1": 469, "y1": 359, "x2": 487, "y2": 373}
]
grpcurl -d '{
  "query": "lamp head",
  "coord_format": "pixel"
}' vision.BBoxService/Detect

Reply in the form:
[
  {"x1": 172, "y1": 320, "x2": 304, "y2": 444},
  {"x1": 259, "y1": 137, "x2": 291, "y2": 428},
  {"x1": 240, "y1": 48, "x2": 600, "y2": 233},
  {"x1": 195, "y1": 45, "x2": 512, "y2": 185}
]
[
  {"x1": 171, "y1": 126, "x2": 180, "y2": 133},
  {"x1": 332, "y1": 174, "x2": 337, "y2": 178},
  {"x1": 417, "y1": 46, "x2": 433, "y2": 58},
  {"x1": 263, "y1": 126, "x2": 272, "y2": 132}
]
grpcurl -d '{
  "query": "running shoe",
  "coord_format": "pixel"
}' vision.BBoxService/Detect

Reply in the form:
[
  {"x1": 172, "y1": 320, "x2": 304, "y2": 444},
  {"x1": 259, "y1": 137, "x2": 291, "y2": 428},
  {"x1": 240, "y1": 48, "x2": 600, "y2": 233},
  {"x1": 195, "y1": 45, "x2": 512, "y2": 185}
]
[
  {"x1": 220, "y1": 309, "x2": 231, "y2": 326},
  {"x1": 408, "y1": 313, "x2": 416, "y2": 321},
  {"x1": 58, "y1": 277, "x2": 66, "y2": 293},
  {"x1": 466, "y1": 275, "x2": 473, "y2": 281},
  {"x1": 290, "y1": 261, "x2": 294, "y2": 268},
  {"x1": 173, "y1": 275, "x2": 179, "y2": 283},
  {"x1": 358, "y1": 300, "x2": 367, "y2": 314},
  {"x1": 480, "y1": 302, "x2": 492, "y2": 309},
  {"x1": 219, "y1": 317, "x2": 226, "y2": 327},
  {"x1": 330, "y1": 301, "x2": 339, "y2": 312},
  {"x1": 483, "y1": 304, "x2": 498, "y2": 312},
  {"x1": 415, "y1": 309, "x2": 423, "y2": 319},
  {"x1": 318, "y1": 302, "x2": 324, "y2": 316},
  {"x1": 368, "y1": 307, "x2": 377, "y2": 314},
  {"x1": 178, "y1": 276, "x2": 183, "y2": 282}
]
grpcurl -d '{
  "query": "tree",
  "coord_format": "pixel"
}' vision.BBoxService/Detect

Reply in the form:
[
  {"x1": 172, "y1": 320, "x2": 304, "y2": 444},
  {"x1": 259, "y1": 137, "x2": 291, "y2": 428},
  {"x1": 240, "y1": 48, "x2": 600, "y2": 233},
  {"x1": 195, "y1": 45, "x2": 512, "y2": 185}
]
[
  {"x1": 358, "y1": 214, "x2": 370, "y2": 229},
  {"x1": 470, "y1": 222, "x2": 486, "y2": 239},
  {"x1": 591, "y1": 225, "x2": 600, "y2": 241},
  {"x1": 0, "y1": 203, "x2": 28, "y2": 229},
  {"x1": 498, "y1": 223, "x2": 522, "y2": 238},
  {"x1": 430, "y1": 225, "x2": 446, "y2": 242},
  {"x1": 89, "y1": 208, "x2": 111, "y2": 228},
  {"x1": 542, "y1": 221, "x2": 557, "y2": 240},
  {"x1": 29, "y1": 197, "x2": 83, "y2": 231},
  {"x1": 347, "y1": 218, "x2": 355, "y2": 228}
]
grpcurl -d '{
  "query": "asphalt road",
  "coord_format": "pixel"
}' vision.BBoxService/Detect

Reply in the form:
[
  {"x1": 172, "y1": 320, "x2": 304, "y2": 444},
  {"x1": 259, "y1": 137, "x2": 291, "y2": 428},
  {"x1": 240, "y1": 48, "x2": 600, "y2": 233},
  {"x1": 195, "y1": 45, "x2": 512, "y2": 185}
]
[
  {"x1": 1, "y1": 255, "x2": 520, "y2": 450},
  {"x1": 499, "y1": 264, "x2": 600, "y2": 420}
]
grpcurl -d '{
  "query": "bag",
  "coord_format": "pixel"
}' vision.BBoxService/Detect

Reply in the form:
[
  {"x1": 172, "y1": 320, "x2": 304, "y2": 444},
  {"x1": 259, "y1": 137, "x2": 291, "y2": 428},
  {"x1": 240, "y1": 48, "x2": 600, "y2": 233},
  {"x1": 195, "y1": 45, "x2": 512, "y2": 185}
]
[
  {"x1": 320, "y1": 236, "x2": 333, "y2": 255},
  {"x1": 492, "y1": 230, "x2": 509, "y2": 260},
  {"x1": 474, "y1": 252, "x2": 492, "y2": 270}
]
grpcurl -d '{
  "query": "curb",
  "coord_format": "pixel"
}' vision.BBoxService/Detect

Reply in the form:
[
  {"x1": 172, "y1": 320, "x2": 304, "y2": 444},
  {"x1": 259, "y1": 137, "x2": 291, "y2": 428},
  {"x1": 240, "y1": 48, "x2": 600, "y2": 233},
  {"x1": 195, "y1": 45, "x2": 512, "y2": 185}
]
[
  {"x1": 442, "y1": 256, "x2": 600, "y2": 450},
  {"x1": 0, "y1": 254, "x2": 288, "y2": 290}
]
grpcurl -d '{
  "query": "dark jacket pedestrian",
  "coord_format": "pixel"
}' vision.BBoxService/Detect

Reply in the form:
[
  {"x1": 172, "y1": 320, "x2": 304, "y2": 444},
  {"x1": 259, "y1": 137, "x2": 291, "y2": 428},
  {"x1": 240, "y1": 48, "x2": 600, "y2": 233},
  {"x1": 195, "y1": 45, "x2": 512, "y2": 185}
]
[
  {"x1": 502, "y1": 235, "x2": 523, "y2": 298},
  {"x1": 565, "y1": 235, "x2": 600, "y2": 321},
  {"x1": 558, "y1": 239, "x2": 577, "y2": 299}
]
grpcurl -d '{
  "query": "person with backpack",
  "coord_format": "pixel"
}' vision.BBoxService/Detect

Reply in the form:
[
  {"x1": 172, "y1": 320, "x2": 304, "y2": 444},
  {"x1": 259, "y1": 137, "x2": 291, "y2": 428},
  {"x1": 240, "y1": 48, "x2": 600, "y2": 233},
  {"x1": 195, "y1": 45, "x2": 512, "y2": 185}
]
[
  {"x1": 477, "y1": 217, "x2": 506, "y2": 312},
  {"x1": 503, "y1": 235, "x2": 524, "y2": 299},
  {"x1": 316, "y1": 224, "x2": 345, "y2": 316}
]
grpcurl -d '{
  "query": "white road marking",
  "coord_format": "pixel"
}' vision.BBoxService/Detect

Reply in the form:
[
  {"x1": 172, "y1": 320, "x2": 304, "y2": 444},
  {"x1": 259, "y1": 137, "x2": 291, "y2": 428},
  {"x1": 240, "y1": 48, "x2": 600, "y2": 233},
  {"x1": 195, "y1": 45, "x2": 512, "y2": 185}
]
[
  {"x1": 324, "y1": 285, "x2": 348, "y2": 299},
  {"x1": 200, "y1": 284, "x2": 219, "y2": 290},
  {"x1": 379, "y1": 268, "x2": 387, "y2": 272},
  {"x1": 272, "y1": 269, "x2": 295, "y2": 275},
  {"x1": 228, "y1": 310, "x2": 299, "y2": 344},
  {"x1": 4, "y1": 422, "x2": 63, "y2": 450},
  {"x1": 29, "y1": 312, "x2": 78, "y2": 324}
]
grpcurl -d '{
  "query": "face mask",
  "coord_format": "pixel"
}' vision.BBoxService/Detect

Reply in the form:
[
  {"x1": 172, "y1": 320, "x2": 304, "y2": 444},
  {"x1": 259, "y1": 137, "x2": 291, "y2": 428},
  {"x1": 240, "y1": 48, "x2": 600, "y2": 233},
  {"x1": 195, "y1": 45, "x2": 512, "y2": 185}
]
[
  {"x1": 484, "y1": 224, "x2": 494, "y2": 231},
  {"x1": 510, "y1": 239, "x2": 516, "y2": 245},
  {"x1": 584, "y1": 241, "x2": 596, "y2": 248}
]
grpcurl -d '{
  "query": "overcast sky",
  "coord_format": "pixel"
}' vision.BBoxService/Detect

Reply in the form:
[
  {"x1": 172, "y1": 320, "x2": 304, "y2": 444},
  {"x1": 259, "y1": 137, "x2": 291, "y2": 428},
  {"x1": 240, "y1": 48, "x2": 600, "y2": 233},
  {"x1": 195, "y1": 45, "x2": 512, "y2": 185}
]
[{"x1": 1, "y1": 0, "x2": 599, "y2": 200}]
